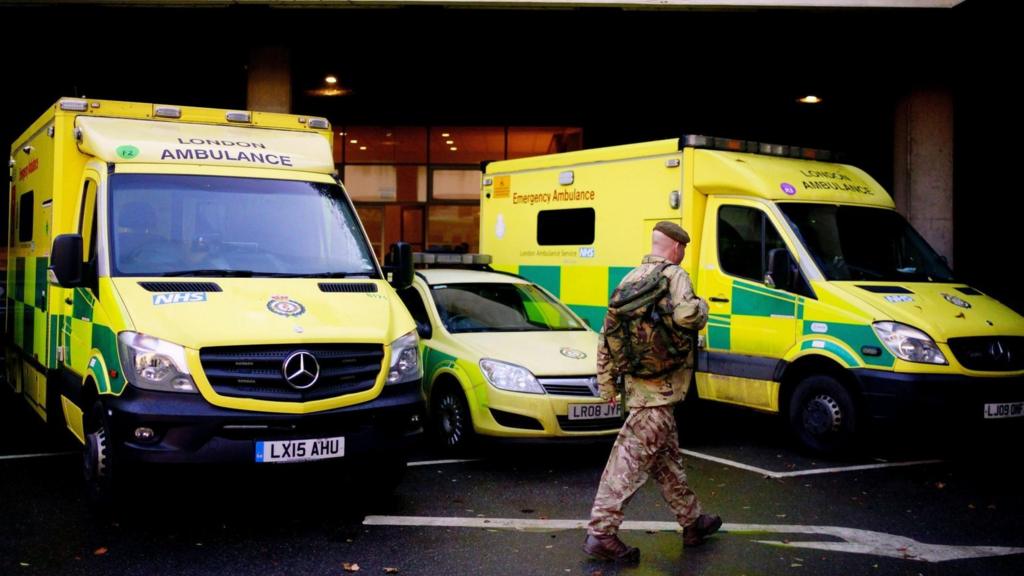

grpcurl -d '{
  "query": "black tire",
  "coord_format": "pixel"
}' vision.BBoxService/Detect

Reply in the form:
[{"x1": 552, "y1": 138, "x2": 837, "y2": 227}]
[
  {"x1": 431, "y1": 385, "x2": 474, "y2": 451},
  {"x1": 83, "y1": 400, "x2": 117, "y2": 508},
  {"x1": 788, "y1": 374, "x2": 857, "y2": 455}
]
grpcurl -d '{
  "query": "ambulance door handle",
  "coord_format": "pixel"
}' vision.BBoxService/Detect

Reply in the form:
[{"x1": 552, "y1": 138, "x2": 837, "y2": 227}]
[
  {"x1": 710, "y1": 297, "x2": 729, "y2": 303},
  {"x1": 65, "y1": 297, "x2": 73, "y2": 305}
]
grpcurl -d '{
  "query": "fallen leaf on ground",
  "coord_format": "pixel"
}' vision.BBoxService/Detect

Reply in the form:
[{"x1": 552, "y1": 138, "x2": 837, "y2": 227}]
[
  {"x1": 383, "y1": 568, "x2": 399, "y2": 574},
  {"x1": 93, "y1": 548, "x2": 108, "y2": 556},
  {"x1": 343, "y1": 562, "x2": 360, "y2": 572}
]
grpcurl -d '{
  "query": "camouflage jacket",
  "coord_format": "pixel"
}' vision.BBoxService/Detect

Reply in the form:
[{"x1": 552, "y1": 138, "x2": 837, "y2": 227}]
[{"x1": 596, "y1": 255, "x2": 709, "y2": 408}]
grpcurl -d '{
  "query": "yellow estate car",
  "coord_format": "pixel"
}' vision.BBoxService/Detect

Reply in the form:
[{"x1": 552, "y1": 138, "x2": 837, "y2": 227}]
[{"x1": 395, "y1": 257, "x2": 623, "y2": 450}]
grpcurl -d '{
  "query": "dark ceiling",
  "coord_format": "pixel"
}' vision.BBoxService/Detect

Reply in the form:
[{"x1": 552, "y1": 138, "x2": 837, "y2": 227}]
[{"x1": 1, "y1": 1, "x2": 1020, "y2": 308}]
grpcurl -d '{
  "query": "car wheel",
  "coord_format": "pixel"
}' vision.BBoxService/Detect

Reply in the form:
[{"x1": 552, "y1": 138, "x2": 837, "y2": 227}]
[
  {"x1": 432, "y1": 385, "x2": 473, "y2": 451},
  {"x1": 83, "y1": 400, "x2": 117, "y2": 508},
  {"x1": 788, "y1": 374, "x2": 857, "y2": 455}
]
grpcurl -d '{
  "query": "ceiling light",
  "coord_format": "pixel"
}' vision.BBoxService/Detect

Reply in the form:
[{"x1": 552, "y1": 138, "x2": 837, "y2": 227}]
[
  {"x1": 441, "y1": 132, "x2": 450, "y2": 138},
  {"x1": 350, "y1": 139, "x2": 358, "y2": 144},
  {"x1": 325, "y1": 75, "x2": 338, "y2": 84},
  {"x1": 446, "y1": 140, "x2": 454, "y2": 145},
  {"x1": 798, "y1": 95, "x2": 823, "y2": 104},
  {"x1": 360, "y1": 146, "x2": 367, "y2": 151},
  {"x1": 450, "y1": 147, "x2": 458, "y2": 151}
]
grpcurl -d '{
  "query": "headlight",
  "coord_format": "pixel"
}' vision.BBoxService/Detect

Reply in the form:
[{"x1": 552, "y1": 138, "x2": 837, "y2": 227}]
[
  {"x1": 872, "y1": 321, "x2": 947, "y2": 365},
  {"x1": 388, "y1": 330, "x2": 422, "y2": 384},
  {"x1": 479, "y1": 359, "x2": 544, "y2": 394},
  {"x1": 117, "y1": 332, "x2": 198, "y2": 393}
]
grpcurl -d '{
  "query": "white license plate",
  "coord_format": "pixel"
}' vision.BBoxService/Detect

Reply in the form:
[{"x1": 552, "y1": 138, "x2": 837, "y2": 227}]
[
  {"x1": 983, "y1": 402, "x2": 1024, "y2": 419},
  {"x1": 569, "y1": 402, "x2": 623, "y2": 421},
  {"x1": 255, "y1": 436, "x2": 345, "y2": 463}
]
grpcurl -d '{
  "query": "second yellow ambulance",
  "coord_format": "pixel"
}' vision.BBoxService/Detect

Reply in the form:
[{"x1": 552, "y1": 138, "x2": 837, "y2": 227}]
[{"x1": 481, "y1": 136, "x2": 1024, "y2": 453}]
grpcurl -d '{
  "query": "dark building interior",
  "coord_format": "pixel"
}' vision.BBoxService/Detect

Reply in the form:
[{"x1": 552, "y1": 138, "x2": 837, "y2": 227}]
[{"x1": 2, "y1": 0, "x2": 1019, "y2": 311}]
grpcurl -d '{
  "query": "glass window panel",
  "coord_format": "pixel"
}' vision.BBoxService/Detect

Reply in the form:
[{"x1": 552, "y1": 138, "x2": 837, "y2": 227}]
[
  {"x1": 432, "y1": 169, "x2": 481, "y2": 201},
  {"x1": 508, "y1": 127, "x2": 583, "y2": 159},
  {"x1": 343, "y1": 126, "x2": 427, "y2": 164},
  {"x1": 354, "y1": 205, "x2": 384, "y2": 262},
  {"x1": 427, "y1": 205, "x2": 479, "y2": 253},
  {"x1": 431, "y1": 126, "x2": 504, "y2": 165},
  {"x1": 18, "y1": 191, "x2": 33, "y2": 243},
  {"x1": 718, "y1": 205, "x2": 763, "y2": 281},
  {"x1": 537, "y1": 208, "x2": 595, "y2": 246},
  {"x1": 344, "y1": 165, "x2": 427, "y2": 203}
]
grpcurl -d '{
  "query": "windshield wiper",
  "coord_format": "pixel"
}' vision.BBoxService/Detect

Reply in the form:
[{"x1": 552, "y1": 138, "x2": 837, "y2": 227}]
[
  {"x1": 163, "y1": 269, "x2": 254, "y2": 277},
  {"x1": 305, "y1": 271, "x2": 374, "y2": 278}
]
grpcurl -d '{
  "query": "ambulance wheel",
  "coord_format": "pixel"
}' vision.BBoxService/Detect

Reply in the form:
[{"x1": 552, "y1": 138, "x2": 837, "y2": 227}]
[
  {"x1": 432, "y1": 384, "x2": 474, "y2": 451},
  {"x1": 83, "y1": 401, "x2": 117, "y2": 507},
  {"x1": 788, "y1": 375, "x2": 857, "y2": 455}
]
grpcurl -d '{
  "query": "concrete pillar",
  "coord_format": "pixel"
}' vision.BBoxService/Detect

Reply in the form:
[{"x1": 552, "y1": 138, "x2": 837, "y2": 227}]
[
  {"x1": 893, "y1": 89, "x2": 954, "y2": 266},
  {"x1": 247, "y1": 45, "x2": 291, "y2": 114}
]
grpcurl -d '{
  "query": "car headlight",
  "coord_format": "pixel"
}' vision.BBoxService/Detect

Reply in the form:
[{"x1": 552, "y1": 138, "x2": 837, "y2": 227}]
[
  {"x1": 872, "y1": 321, "x2": 948, "y2": 365},
  {"x1": 479, "y1": 359, "x2": 544, "y2": 394},
  {"x1": 388, "y1": 330, "x2": 422, "y2": 384},
  {"x1": 117, "y1": 332, "x2": 198, "y2": 393}
]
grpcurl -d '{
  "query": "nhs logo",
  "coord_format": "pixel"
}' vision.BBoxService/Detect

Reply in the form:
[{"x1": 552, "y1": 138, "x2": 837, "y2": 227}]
[{"x1": 152, "y1": 292, "x2": 208, "y2": 306}]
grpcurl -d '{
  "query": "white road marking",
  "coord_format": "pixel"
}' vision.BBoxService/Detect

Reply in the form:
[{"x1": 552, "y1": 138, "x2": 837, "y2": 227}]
[
  {"x1": 0, "y1": 451, "x2": 76, "y2": 461},
  {"x1": 362, "y1": 515, "x2": 1024, "y2": 563},
  {"x1": 680, "y1": 449, "x2": 942, "y2": 478},
  {"x1": 407, "y1": 458, "x2": 480, "y2": 468}
]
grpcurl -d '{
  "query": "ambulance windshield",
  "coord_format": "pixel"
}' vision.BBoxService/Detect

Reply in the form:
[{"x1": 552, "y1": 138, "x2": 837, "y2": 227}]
[
  {"x1": 780, "y1": 203, "x2": 954, "y2": 282},
  {"x1": 108, "y1": 174, "x2": 378, "y2": 278}
]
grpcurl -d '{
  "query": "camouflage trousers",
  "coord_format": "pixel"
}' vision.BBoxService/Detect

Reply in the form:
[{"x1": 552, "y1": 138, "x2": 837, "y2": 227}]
[{"x1": 588, "y1": 405, "x2": 701, "y2": 535}]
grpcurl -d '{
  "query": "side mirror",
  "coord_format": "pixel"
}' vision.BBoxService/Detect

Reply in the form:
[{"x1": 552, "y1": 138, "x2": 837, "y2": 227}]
[
  {"x1": 49, "y1": 234, "x2": 86, "y2": 288},
  {"x1": 765, "y1": 248, "x2": 794, "y2": 292},
  {"x1": 386, "y1": 242, "x2": 414, "y2": 290}
]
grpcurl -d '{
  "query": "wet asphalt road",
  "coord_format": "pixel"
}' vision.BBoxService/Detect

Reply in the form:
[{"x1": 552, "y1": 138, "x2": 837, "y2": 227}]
[{"x1": 2, "y1": 391, "x2": 1023, "y2": 576}]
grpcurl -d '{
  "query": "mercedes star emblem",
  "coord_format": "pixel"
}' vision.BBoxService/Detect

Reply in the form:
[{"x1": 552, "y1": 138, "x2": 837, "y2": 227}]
[{"x1": 282, "y1": 350, "x2": 320, "y2": 390}]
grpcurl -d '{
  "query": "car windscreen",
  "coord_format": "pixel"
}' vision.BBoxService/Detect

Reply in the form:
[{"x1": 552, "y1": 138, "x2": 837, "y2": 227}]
[
  {"x1": 779, "y1": 203, "x2": 954, "y2": 282},
  {"x1": 108, "y1": 174, "x2": 378, "y2": 278},
  {"x1": 430, "y1": 282, "x2": 585, "y2": 333}
]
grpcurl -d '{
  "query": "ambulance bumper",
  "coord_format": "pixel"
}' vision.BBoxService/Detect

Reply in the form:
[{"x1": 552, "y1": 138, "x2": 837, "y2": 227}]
[
  {"x1": 103, "y1": 381, "x2": 424, "y2": 464},
  {"x1": 852, "y1": 369, "x2": 1024, "y2": 425}
]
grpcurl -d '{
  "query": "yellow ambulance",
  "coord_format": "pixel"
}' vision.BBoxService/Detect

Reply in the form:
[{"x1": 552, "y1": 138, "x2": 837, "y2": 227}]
[
  {"x1": 6, "y1": 98, "x2": 423, "y2": 502},
  {"x1": 481, "y1": 136, "x2": 1024, "y2": 453}
]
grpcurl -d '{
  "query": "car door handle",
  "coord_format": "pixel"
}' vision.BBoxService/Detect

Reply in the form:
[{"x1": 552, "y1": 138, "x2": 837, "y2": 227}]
[
  {"x1": 65, "y1": 298, "x2": 73, "y2": 305},
  {"x1": 710, "y1": 297, "x2": 729, "y2": 303}
]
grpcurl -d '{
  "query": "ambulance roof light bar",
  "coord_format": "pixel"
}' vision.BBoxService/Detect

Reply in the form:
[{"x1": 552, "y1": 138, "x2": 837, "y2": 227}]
[
  {"x1": 682, "y1": 134, "x2": 834, "y2": 162},
  {"x1": 413, "y1": 252, "x2": 493, "y2": 267}
]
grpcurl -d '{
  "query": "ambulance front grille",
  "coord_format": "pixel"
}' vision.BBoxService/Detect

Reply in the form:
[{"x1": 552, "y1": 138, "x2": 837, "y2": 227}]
[
  {"x1": 199, "y1": 344, "x2": 385, "y2": 402},
  {"x1": 947, "y1": 337, "x2": 1024, "y2": 372},
  {"x1": 139, "y1": 281, "x2": 222, "y2": 292}
]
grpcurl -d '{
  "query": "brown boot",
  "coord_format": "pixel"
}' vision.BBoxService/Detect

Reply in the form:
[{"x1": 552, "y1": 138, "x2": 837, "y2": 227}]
[
  {"x1": 583, "y1": 533, "x2": 640, "y2": 562},
  {"x1": 683, "y1": 514, "x2": 723, "y2": 547}
]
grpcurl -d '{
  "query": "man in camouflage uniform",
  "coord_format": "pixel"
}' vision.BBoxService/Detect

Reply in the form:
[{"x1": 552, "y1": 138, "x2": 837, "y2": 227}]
[{"x1": 584, "y1": 221, "x2": 722, "y2": 562}]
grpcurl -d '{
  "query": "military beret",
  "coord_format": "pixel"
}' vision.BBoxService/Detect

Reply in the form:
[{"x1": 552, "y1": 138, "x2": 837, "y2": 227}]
[{"x1": 654, "y1": 221, "x2": 691, "y2": 245}]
